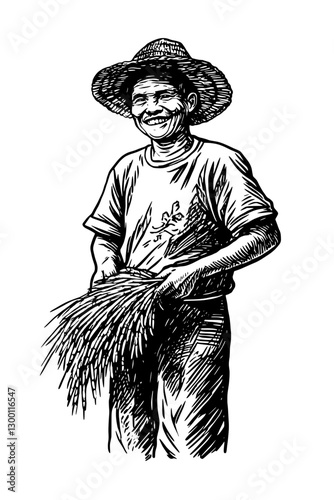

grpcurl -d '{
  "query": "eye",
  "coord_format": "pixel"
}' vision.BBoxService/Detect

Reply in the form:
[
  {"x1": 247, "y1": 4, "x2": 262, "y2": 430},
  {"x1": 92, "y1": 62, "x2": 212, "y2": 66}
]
[
  {"x1": 159, "y1": 92, "x2": 174, "y2": 101},
  {"x1": 132, "y1": 95, "x2": 146, "y2": 106}
]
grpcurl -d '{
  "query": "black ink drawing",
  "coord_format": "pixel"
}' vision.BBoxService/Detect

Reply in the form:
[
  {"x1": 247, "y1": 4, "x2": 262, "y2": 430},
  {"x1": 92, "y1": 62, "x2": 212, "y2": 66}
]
[{"x1": 42, "y1": 38, "x2": 281, "y2": 459}]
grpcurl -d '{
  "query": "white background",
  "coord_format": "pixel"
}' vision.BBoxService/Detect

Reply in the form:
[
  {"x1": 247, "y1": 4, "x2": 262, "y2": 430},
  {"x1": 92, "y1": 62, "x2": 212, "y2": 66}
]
[{"x1": 1, "y1": 0, "x2": 333, "y2": 499}]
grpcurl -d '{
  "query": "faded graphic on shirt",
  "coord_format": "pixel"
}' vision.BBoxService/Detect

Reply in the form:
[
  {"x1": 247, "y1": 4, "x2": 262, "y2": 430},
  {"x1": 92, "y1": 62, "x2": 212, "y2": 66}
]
[
  {"x1": 151, "y1": 201, "x2": 184, "y2": 241},
  {"x1": 125, "y1": 199, "x2": 189, "y2": 269}
]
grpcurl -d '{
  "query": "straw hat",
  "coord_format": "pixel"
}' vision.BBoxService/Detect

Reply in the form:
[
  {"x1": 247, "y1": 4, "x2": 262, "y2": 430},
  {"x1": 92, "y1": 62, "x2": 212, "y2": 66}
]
[{"x1": 92, "y1": 38, "x2": 232, "y2": 125}]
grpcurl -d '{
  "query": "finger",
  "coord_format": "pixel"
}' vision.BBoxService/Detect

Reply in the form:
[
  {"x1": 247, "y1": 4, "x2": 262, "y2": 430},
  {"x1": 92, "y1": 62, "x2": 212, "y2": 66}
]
[
  {"x1": 173, "y1": 281, "x2": 194, "y2": 299},
  {"x1": 156, "y1": 272, "x2": 170, "y2": 280},
  {"x1": 155, "y1": 285, "x2": 170, "y2": 310},
  {"x1": 156, "y1": 266, "x2": 176, "y2": 278},
  {"x1": 156, "y1": 295, "x2": 165, "y2": 310},
  {"x1": 156, "y1": 280, "x2": 176, "y2": 299},
  {"x1": 173, "y1": 287, "x2": 188, "y2": 299}
]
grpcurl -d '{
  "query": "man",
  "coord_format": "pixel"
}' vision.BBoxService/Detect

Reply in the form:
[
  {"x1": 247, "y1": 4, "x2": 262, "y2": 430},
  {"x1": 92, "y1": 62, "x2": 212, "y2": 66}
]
[{"x1": 84, "y1": 38, "x2": 280, "y2": 459}]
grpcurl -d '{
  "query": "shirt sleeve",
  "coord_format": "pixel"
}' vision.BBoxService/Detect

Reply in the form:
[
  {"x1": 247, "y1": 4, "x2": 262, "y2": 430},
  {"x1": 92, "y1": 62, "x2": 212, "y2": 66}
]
[
  {"x1": 212, "y1": 149, "x2": 277, "y2": 236},
  {"x1": 83, "y1": 165, "x2": 124, "y2": 241}
]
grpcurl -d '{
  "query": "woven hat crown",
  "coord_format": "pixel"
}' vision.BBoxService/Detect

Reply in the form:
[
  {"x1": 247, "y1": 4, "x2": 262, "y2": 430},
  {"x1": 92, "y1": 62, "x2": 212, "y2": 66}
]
[{"x1": 134, "y1": 38, "x2": 190, "y2": 61}]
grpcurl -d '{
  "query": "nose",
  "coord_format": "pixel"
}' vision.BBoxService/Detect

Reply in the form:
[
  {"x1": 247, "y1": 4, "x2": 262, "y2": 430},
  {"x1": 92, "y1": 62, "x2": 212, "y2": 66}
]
[{"x1": 145, "y1": 96, "x2": 162, "y2": 115}]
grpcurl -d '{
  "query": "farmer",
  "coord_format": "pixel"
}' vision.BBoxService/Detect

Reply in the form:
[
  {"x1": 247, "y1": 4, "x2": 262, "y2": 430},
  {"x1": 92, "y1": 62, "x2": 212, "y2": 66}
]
[{"x1": 84, "y1": 38, "x2": 280, "y2": 459}]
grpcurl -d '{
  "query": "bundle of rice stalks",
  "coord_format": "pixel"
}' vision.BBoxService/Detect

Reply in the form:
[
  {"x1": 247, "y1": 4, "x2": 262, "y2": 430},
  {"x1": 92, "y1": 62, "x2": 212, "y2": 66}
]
[{"x1": 41, "y1": 268, "x2": 163, "y2": 415}]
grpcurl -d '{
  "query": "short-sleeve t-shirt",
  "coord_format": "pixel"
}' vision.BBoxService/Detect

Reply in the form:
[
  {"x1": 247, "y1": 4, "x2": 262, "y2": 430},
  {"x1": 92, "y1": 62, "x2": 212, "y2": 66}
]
[{"x1": 83, "y1": 136, "x2": 277, "y2": 299}]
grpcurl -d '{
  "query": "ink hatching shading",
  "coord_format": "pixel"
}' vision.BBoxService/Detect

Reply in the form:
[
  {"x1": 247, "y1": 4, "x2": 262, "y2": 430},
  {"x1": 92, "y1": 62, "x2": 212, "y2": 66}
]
[{"x1": 42, "y1": 38, "x2": 280, "y2": 459}]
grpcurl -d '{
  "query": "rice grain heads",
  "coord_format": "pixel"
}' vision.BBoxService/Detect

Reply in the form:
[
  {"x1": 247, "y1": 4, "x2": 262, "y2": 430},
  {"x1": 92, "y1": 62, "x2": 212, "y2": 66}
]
[{"x1": 41, "y1": 268, "x2": 163, "y2": 415}]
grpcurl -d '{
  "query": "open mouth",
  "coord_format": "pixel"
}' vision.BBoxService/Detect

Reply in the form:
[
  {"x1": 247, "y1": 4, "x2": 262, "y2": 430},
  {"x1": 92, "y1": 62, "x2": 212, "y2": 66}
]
[{"x1": 144, "y1": 116, "x2": 171, "y2": 126}]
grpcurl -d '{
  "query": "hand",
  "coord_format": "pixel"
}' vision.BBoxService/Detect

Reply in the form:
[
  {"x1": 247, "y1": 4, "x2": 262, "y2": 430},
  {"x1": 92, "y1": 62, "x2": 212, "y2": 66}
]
[
  {"x1": 90, "y1": 265, "x2": 118, "y2": 288},
  {"x1": 156, "y1": 264, "x2": 201, "y2": 300}
]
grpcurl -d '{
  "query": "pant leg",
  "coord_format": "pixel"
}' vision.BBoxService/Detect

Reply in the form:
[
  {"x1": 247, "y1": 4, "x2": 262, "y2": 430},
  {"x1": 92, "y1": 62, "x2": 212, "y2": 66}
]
[
  {"x1": 156, "y1": 296, "x2": 231, "y2": 458},
  {"x1": 108, "y1": 350, "x2": 159, "y2": 460}
]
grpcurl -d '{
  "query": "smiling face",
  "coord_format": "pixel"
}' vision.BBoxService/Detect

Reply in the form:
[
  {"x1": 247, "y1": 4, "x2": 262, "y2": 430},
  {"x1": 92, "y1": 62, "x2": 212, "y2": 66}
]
[{"x1": 131, "y1": 77, "x2": 197, "y2": 141}]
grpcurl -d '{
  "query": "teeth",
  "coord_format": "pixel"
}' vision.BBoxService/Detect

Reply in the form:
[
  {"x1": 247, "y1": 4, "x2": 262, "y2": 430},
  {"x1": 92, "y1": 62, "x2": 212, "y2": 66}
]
[{"x1": 146, "y1": 117, "x2": 169, "y2": 125}]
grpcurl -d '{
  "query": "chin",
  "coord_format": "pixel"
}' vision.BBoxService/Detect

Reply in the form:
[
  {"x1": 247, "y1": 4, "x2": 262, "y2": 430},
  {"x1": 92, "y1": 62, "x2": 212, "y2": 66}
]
[
  {"x1": 148, "y1": 130, "x2": 173, "y2": 140},
  {"x1": 140, "y1": 126, "x2": 174, "y2": 141}
]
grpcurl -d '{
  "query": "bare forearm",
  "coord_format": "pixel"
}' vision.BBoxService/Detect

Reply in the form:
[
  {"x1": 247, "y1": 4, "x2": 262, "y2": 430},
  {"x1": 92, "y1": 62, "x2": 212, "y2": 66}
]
[
  {"x1": 195, "y1": 221, "x2": 280, "y2": 277},
  {"x1": 90, "y1": 235, "x2": 123, "y2": 286}
]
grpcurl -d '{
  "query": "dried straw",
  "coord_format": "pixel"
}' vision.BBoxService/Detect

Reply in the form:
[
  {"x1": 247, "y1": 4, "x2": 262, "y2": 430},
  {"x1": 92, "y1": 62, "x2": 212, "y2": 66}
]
[{"x1": 41, "y1": 268, "x2": 162, "y2": 415}]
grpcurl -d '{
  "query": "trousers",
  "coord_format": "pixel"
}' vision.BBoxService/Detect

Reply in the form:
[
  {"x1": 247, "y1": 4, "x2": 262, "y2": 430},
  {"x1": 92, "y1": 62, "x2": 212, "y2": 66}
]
[{"x1": 108, "y1": 295, "x2": 231, "y2": 459}]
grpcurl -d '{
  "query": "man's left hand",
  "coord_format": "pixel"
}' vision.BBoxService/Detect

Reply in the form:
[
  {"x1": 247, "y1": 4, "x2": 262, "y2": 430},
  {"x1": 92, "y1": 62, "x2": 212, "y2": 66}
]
[{"x1": 156, "y1": 263, "x2": 201, "y2": 300}]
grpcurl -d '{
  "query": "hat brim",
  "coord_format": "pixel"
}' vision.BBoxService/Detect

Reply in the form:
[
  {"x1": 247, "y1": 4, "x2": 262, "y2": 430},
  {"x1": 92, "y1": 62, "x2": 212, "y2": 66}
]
[{"x1": 92, "y1": 56, "x2": 232, "y2": 125}]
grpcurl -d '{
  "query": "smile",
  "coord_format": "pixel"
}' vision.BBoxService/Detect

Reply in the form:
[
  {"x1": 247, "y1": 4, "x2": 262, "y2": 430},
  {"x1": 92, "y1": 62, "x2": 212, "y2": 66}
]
[{"x1": 144, "y1": 116, "x2": 170, "y2": 125}]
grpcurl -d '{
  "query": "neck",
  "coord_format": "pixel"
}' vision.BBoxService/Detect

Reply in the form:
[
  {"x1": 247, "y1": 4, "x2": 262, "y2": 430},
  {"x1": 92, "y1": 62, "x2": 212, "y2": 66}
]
[{"x1": 150, "y1": 129, "x2": 194, "y2": 162}]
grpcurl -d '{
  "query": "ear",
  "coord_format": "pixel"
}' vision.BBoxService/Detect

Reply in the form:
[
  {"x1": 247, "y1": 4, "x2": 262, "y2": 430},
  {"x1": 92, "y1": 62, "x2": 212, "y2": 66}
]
[{"x1": 186, "y1": 92, "x2": 198, "y2": 114}]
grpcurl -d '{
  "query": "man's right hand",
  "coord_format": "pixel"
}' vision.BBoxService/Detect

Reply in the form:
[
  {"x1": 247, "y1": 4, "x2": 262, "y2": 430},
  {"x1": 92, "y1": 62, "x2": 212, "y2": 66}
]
[{"x1": 90, "y1": 265, "x2": 118, "y2": 288}]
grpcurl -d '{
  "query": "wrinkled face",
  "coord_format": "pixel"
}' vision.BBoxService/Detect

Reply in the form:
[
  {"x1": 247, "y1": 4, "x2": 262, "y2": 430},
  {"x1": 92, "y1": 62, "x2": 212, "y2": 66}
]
[{"x1": 131, "y1": 77, "x2": 197, "y2": 141}]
